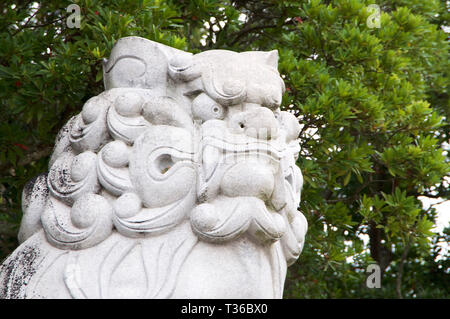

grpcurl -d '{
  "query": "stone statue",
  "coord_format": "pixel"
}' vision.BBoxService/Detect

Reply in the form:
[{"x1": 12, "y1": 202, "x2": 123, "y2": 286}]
[{"x1": 0, "y1": 37, "x2": 307, "y2": 299}]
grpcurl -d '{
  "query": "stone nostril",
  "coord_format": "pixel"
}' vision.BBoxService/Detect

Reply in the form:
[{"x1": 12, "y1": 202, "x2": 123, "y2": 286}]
[
  {"x1": 229, "y1": 106, "x2": 280, "y2": 140},
  {"x1": 241, "y1": 107, "x2": 279, "y2": 140}
]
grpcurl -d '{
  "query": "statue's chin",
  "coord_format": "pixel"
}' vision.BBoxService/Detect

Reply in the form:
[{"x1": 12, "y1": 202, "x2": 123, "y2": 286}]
[{"x1": 190, "y1": 195, "x2": 287, "y2": 246}]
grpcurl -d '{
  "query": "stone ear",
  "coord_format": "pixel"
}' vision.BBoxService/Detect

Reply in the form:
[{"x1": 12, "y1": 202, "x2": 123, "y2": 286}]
[
  {"x1": 240, "y1": 50, "x2": 279, "y2": 68},
  {"x1": 264, "y1": 50, "x2": 279, "y2": 68},
  {"x1": 103, "y1": 36, "x2": 187, "y2": 93}
]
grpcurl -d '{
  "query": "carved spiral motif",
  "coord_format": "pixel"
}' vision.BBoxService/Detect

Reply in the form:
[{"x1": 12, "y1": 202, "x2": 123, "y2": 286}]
[
  {"x1": 48, "y1": 151, "x2": 99, "y2": 205},
  {"x1": 38, "y1": 88, "x2": 199, "y2": 248},
  {"x1": 97, "y1": 140, "x2": 134, "y2": 196},
  {"x1": 106, "y1": 95, "x2": 150, "y2": 144},
  {"x1": 70, "y1": 96, "x2": 110, "y2": 152},
  {"x1": 41, "y1": 194, "x2": 113, "y2": 250}
]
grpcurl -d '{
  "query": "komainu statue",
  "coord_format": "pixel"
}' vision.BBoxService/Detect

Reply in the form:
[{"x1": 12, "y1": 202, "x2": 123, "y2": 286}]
[{"x1": 0, "y1": 37, "x2": 307, "y2": 299}]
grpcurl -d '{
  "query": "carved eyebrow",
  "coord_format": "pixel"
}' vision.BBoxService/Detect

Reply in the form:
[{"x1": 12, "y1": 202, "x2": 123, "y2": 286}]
[
  {"x1": 104, "y1": 55, "x2": 146, "y2": 74},
  {"x1": 183, "y1": 89, "x2": 204, "y2": 97}
]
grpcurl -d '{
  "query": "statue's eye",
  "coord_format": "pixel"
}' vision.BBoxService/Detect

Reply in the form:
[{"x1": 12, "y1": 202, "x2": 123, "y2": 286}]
[{"x1": 192, "y1": 93, "x2": 225, "y2": 121}]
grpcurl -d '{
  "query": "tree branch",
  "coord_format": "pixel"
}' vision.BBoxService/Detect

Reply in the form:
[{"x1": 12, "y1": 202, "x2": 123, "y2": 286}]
[{"x1": 396, "y1": 239, "x2": 411, "y2": 299}]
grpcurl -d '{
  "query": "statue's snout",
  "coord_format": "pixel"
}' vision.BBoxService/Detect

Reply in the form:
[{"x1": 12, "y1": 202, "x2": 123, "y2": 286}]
[{"x1": 229, "y1": 105, "x2": 279, "y2": 140}]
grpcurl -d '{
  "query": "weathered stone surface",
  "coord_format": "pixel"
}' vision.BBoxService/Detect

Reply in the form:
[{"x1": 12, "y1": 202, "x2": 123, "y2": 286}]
[{"x1": 0, "y1": 36, "x2": 307, "y2": 299}]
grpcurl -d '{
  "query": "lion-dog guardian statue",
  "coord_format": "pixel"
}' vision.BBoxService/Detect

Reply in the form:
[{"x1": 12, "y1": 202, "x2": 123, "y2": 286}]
[{"x1": 0, "y1": 37, "x2": 307, "y2": 299}]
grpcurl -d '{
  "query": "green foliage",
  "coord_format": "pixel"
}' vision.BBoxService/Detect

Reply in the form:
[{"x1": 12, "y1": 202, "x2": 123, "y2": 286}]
[{"x1": 0, "y1": 0, "x2": 448, "y2": 298}]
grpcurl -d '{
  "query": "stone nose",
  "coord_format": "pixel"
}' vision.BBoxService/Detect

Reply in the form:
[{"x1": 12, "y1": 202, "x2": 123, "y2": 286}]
[{"x1": 230, "y1": 106, "x2": 279, "y2": 140}]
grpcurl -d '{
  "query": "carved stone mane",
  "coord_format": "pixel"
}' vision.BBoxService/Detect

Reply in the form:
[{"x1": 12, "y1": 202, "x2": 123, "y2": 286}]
[{"x1": 0, "y1": 37, "x2": 307, "y2": 299}]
